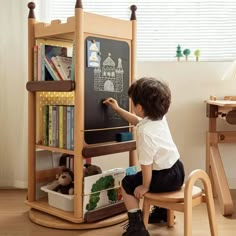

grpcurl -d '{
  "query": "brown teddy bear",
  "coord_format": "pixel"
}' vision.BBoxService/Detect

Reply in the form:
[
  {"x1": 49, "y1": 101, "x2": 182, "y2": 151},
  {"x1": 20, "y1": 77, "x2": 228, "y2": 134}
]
[{"x1": 53, "y1": 168, "x2": 74, "y2": 195}]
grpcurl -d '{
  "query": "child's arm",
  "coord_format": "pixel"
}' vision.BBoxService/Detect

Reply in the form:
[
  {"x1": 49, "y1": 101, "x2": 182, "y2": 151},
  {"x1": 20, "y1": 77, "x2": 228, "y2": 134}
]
[
  {"x1": 134, "y1": 164, "x2": 152, "y2": 199},
  {"x1": 103, "y1": 98, "x2": 140, "y2": 125}
]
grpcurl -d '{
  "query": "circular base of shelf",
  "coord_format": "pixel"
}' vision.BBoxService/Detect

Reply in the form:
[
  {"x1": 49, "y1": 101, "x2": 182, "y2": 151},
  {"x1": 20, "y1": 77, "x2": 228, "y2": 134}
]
[{"x1": 29, "y1": 209, "x2": 127, "y2": 229}]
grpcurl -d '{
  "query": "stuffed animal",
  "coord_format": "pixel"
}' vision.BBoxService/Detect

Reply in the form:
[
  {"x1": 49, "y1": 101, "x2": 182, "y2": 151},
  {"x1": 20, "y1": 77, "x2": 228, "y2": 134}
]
[
  {"x1": 84, "y1": 163, "x2": 102, "y2": 177},
  {"x1": 53, "y1": 168, "x2": 74, "y2": 195}
]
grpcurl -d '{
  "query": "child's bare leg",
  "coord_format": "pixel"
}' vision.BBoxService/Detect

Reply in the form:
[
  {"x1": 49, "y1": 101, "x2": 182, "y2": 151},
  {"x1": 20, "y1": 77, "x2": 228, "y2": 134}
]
[{"x1": 121, "y1": 186, "x2": 139, "y2": 211}]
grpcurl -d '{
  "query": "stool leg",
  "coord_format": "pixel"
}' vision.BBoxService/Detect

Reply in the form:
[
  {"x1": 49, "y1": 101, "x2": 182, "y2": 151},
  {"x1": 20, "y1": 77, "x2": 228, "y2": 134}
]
[
  {"x1": 142, "y1": 199, "x2": 150, "y2": 228},
  {"x1": 184, "y1": 198, "x2": 192, "y2": 236},
  {"x1": 167, "y1": 209, "x2": 175, "y2": 227},
  {"x1": 204, "y1": 185, "x2": 219, "y2": 235}
]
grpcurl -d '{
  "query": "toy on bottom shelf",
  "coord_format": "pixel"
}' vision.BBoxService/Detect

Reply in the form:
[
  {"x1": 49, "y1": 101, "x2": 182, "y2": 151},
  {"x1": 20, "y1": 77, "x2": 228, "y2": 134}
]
[
  {"x1": 84, "y1": 163, "x2": 102, "y2": 177},
  {"x1": 83, "y1": 168, "x2": 126, "y2": 215},
  {"x1": 53, "y1": 168, "x2": 74, "y2": 195}
]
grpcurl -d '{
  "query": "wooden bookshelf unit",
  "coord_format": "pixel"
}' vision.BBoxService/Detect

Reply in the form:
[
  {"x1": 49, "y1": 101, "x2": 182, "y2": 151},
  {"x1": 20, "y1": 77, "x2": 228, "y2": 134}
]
[{"x1": 26, "y1": 0, "x2": 137, "y2": 229}]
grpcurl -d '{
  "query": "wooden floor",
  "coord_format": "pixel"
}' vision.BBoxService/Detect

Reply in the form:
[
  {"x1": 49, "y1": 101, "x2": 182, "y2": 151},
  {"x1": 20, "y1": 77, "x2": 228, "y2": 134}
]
[{"x1": 1, "y1": 189, "x2": 236, "y2": 236}]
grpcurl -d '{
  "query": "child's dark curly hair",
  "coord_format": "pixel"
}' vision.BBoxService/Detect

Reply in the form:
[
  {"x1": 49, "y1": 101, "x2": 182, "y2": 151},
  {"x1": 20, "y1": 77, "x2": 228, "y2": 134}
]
[{"x1": 128, "y1": 77, "x2": 171, "y2": 120}]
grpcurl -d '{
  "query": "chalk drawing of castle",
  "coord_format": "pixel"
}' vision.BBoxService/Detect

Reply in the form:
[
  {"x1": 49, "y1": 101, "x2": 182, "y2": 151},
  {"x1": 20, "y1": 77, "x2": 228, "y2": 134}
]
[{"x1": 94, "y1": 53, "x2": 124, "y2": 92}]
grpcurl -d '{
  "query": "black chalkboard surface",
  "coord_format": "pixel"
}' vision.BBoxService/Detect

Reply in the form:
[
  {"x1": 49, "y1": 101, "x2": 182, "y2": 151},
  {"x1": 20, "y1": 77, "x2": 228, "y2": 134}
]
[{"x1": 84, "y1": 36, "x2": 130, "y2": 144}]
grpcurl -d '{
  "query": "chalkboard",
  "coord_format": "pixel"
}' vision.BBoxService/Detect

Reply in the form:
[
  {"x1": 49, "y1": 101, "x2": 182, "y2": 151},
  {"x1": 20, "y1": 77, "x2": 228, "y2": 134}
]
[{"x1": 84, "y1": 36, "x2": 130, "y2": 144}]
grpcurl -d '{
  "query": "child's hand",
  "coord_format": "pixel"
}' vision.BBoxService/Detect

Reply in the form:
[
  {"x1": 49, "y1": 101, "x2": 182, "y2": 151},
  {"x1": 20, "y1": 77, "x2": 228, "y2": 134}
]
[
  {"x1": 134, "y1": 185, "x2": 149, "y2": 199},
  {"x1": 103, "y1": 98, "x2": 120, "y2": 111}
]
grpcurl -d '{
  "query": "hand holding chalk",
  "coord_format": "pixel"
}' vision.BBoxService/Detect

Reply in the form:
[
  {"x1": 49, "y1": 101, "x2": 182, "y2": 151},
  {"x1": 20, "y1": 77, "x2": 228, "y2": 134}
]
[{"x1": 103, "y1": 98, "x2": 120, "y2": 111}]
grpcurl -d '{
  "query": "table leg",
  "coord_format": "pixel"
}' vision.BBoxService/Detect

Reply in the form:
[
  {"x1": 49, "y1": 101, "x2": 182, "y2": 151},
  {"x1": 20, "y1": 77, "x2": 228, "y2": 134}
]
[
  {"x1": 210, "y1": 145, "x2": 234, "y2": 216},
  {"x1": 206, "y1": 132, "x2": 217, "y2": 197}
]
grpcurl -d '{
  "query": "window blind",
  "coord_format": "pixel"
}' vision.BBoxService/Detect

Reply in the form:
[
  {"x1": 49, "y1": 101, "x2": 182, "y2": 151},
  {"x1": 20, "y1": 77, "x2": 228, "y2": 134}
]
[{"x1": 34, "y1": 0, "x2": 236, "y2": 61}]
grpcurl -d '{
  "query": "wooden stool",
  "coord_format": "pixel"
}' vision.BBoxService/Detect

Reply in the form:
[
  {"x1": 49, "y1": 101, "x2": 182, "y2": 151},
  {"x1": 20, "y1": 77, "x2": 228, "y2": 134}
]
[{"x1": 142, "y1": 169, "x2": 218, "y2": 236}]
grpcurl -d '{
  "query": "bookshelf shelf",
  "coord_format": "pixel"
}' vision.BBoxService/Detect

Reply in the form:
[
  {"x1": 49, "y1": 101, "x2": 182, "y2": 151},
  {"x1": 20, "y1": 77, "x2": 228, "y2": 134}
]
[
  {"x1": 26, "y1": 81, "x2": 75, "y2": 92},
  {"x1": 26, "y1": 0, "x2": 137, "y2": 229},
  {"x1": 36, "y1": 145, "x2": 74, "y2": 155},
  {"x1": 82, "y1": 140, "x2": 136, "y2": 158},
  {"x1": 25, "y1": 198, "x2": 83, "y2": 223}
]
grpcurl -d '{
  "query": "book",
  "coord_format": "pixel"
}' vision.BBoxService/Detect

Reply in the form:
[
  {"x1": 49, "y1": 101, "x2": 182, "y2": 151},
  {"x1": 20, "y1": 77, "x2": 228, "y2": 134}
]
[
  {"x1": 43, "y1": 105, "x2": 49, "y2": 146},
  {"x1": 44, "y1": 45, "x2": 68, "y2": 81},
  {"x1": 70, "y1": 42, "x2": 75, "y2": 81},
  {"x1": 48, "y1": 106, "x2": 53, "y2": 146},
  {"x1": 40, "y1": 44, "x2": 45, "y2": 81},
  {"x1": 63, "y1": 106, "x2": 67, "y2": 149},
  {"x1": 66, "y1": 106, "x2": 72, "y2": 150},
  {"x1": 52, "y1": 105, "x2": 59, "y2": 147},
  {"x1": 33, "y1": 45, "x2": 38, "y2": 81},
  {"x1": 83, "y1": 168, "x2": 125, "y2": 216},
  {"x1": 51, "y1": 56, "x2": 72, "y2": 80},
  {"x1": 71, "y1": 106, "x2": 74, "y2": 150},
  {"x1": 58, "y1": 105, "x2": 64, "y2": 149},
  {"x1": 51, "y1": 56, "x2": 66, "y2": 80},
  {"x1": 44, "y1": 57, "x2": 61, "y2": 81}
]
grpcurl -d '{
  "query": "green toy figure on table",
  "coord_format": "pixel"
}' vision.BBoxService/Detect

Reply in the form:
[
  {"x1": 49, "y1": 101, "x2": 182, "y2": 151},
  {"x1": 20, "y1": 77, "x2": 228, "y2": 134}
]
[{"x1": 103, "y1": 77, "x2": 185, "y2": 236}]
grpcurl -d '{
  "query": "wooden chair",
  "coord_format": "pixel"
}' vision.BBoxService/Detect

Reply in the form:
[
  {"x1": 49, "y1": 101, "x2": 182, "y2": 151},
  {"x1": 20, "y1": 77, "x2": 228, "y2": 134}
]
[{"x1": 142, "y1": 169, "x2": 218, "y2": 236}]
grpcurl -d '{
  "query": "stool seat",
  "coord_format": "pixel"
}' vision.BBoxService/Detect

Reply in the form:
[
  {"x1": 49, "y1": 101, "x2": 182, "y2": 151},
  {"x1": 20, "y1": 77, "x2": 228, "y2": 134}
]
[
  {"x1": 144, "y1": 185, "x2": 202, "y2": 203},
  {"x1": 142, "y1": 169, "x2": 218, "y2": 236}
]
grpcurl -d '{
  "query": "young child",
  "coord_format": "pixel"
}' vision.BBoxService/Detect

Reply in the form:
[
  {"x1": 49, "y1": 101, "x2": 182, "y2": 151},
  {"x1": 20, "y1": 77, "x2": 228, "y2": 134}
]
[{"x1": 103, "y1": 77, "x2": 185, "y2": 236}]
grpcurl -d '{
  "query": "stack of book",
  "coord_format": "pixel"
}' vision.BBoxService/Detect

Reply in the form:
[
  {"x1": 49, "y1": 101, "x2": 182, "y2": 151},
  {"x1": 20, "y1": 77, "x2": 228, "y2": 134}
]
[
  {"x1": 34, "y1": 44, "x2": 73, "y2": 81},
  {"x1": 42, "y1": 105, "x2": 74, "y2": 150}
]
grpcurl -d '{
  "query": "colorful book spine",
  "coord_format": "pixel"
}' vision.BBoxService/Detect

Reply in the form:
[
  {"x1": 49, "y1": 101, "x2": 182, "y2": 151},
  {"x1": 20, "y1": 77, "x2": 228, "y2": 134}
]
[
  {"x1": 33, "y1": 45, "x2": 38, "y2": 81},
  {"x1": 70, "y1": 42, "x2": 75, "y2": 81},
  {"x1": 66, "y1": 106, "x2": 72, "y2": 150},
  {"x1": 41, "y1": 44, "x2": 45, "y2": 81},
  {"x1": 37, "y1": 44, "x2": 42, "y2": 81},
  {"x1": 51, "y1": 56, "x2": 65, "y2": 80},
  {"x1": 48, "y1": 105, "x2": 53, "y2": 146},
  {"x1": 43, "y1": 105, "x2": 49, "y2": 146},
  {"x1": 71, "y1": 106, "x2": 74, "y2": 150},
  {"x1": 58, "y1": 105, "x2": 64, "y2": 149},
  {"x1": 52, "y1": 105, "x2": 59, "y2": 147},
  {"x1": 63, "y1": 106, "x2": 67, "y2": 149},
  {"x1": 55, "y1": 56, "x2": 72, "y2": 80},
  {"x1": 44, "y1": 57, "x2": 60, "y2": 81}
]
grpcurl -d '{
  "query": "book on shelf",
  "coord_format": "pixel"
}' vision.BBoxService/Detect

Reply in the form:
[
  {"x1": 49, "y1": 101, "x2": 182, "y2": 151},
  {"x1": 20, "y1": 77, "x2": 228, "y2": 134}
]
[
  {"x1": 43, "y1": 105, "x2": 49, "y2": 146},
  {"x1": 48, "y1": 105, "x2": 53, "y2": 146},
  {"x1": 58, "y1": 105, "x2": 64, "y2": 149},
  {"x1": 51, "y1": 56, "x2": 72, "y2": 80},
  {"x1": 44, "y1": 45, "x2": 67, "y2": 81},
  {"x1": 63, "y1": 106, "x2": 67, "y2": 149},
  {"x1": 42, "y1": 105, "x2": 74, "y2": 150},
  {"x1": 44, "y1": 57, "x2": 61, "y2": 81},
  {"x1": 70, "y1": 42, "x2": 75, "y2": 81},
  {"x1": 66, "y1": 106, "x2": 73, "y2": 150},
  {"x1": 33, "y1": 45, "x2": 38, "y2": 81},
  {"x1": 52, "y1": 105, "x2": 59, "y2": 147}
]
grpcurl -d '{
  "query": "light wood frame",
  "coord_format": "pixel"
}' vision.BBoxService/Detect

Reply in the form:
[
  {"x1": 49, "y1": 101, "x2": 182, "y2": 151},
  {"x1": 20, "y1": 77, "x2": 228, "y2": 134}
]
[{"x1": 26, "y1": 0, "x2": 137, "y2": 228}]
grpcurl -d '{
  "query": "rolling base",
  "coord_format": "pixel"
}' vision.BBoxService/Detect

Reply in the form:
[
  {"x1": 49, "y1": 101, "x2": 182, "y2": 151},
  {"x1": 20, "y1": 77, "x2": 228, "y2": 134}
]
[{"x1": 29, "y1": 209, "x2": 127, "y2": 229}]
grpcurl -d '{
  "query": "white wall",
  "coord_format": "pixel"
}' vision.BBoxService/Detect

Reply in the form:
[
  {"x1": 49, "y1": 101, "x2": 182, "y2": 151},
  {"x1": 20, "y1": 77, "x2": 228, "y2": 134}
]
[
  {"x1": 0, "y1": 0, "x2": 28, "y2": 188},
  {"x1": 1, "y1": 0, "x2": 236, "y2": 189},
  {"x1": 137, "y1": 61, "x2": 236, "y2": 187}
]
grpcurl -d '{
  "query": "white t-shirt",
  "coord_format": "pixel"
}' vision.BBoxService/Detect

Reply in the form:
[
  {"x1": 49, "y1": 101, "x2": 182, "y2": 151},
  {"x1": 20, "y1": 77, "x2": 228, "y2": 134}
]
[{"x1": 136, "y1": 116, "x2": 180, "y2": 170}]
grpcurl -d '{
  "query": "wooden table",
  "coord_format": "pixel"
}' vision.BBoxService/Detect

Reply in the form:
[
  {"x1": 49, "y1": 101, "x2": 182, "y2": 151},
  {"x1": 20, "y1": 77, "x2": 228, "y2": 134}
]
[{"x1": 206, "y1": 98, "x2": 236, "y2": 216}]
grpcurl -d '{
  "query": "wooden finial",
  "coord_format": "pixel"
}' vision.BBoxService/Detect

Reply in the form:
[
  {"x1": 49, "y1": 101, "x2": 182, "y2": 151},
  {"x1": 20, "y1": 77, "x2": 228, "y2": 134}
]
[
  {"x1": 75, "y1": 0, "x2": 83, "y2": 9},
  {"x1": 27, "y1": 2, "x2": 35, "y2": 19},
  {"x1": 130, "y1": 5, "x2": 137, "y2": 20}
]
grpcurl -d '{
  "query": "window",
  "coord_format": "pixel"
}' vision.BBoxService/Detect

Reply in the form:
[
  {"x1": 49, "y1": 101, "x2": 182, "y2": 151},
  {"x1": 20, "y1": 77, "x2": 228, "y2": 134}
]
[{"x1": 34, "y1": 0, "x2": 236, "y2": 61}]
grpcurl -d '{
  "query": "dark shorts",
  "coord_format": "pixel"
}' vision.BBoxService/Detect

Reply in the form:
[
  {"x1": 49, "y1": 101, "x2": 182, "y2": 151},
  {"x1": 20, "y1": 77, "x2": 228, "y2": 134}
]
[{"x1": 122, "y1": 159, "x2": 185, "y2": 196}]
